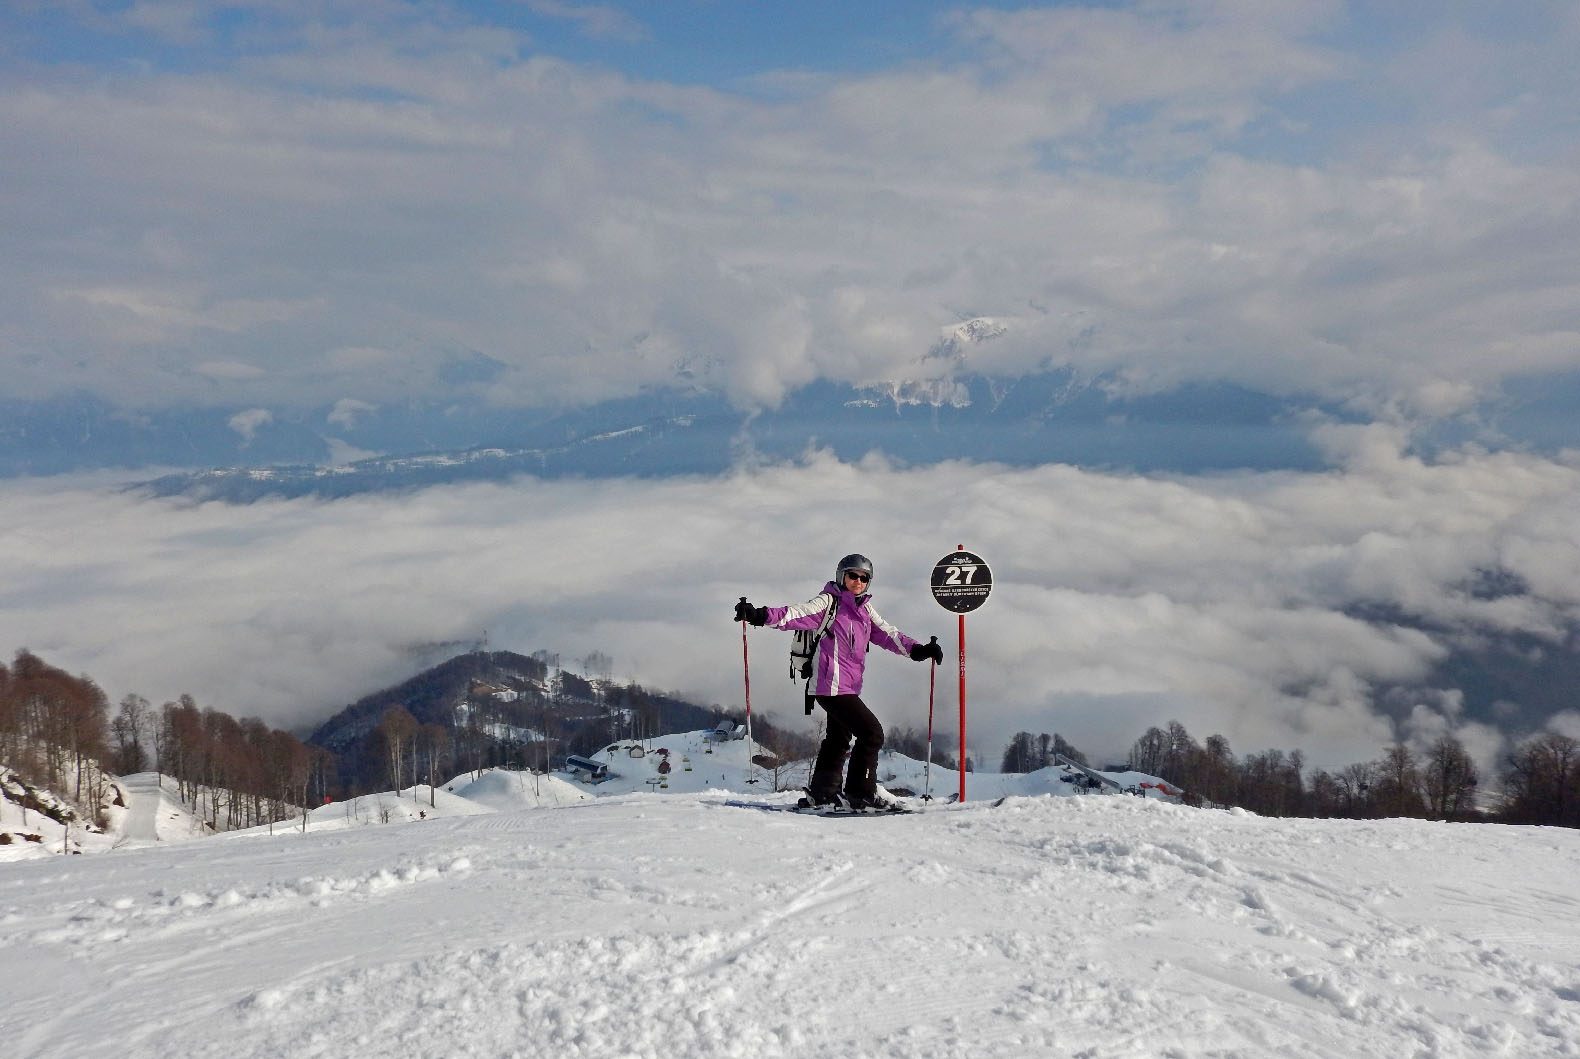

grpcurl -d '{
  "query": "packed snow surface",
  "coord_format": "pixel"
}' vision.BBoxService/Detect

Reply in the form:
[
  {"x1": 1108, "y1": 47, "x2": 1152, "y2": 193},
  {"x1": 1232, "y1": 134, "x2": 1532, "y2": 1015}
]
[{"x1": 2, "y1": 741, "x2": 1578, "y2": 1058}]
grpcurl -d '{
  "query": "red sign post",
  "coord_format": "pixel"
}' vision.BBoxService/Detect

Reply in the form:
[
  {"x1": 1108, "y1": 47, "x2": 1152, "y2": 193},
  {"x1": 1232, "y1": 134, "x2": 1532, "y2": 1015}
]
[
  {"x1": 929, "y1": 546, "x2": 993, "y2": 801},
  {"x1": 958, "y1": 611, "x2": 966, "y2": 802}
]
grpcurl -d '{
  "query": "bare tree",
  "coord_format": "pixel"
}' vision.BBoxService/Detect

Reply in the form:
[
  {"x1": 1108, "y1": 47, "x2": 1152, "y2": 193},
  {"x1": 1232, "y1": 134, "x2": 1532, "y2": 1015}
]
[
  {"x1": 1239, "y1": 749, "x2": 1294, "y2": 816},
  {"x1": 1163, "y1": 721, "x2": 1198, "y2": 783},
  {"x1": 1334, "y1": 761, "x2": 1376, "y2": 817},
  {"x1": 1, "y1": 651, "x2": 111, "y2": 825},
  {"x1": 0, "y1": 658, "x2": 14, "y2": 762},
  {"x1": 1129, "y1": 726, "x2": 1167, "y2": 775},
  {"x1": 418, "y1": 723, "x2": 451, "y2": 807},
  {"x1": 1307, "y1": 769, "x2": 1342, "y2": 817},
  {"x1": 1502, "y1": 733, "x2": 1580, "y2": 826},
  {"x1": 376, "y1": 705, "x2": 420, "y2": 795},
  {"x1": 111, "y1": 694, "x2": 151, "y2": 775},
  {"x1": 1374, "y1": 743, "x2": 1427, "y2": 818},
  {"x1": 1000, "y1": 731, "x2": 1037, "y2": 773},
  {"x1": 1197, "y1": 733, "x2": 1236, "y2": 806},
  {"x1": 1423, "y1": 735, "x2": 1479, "y2": 820}
]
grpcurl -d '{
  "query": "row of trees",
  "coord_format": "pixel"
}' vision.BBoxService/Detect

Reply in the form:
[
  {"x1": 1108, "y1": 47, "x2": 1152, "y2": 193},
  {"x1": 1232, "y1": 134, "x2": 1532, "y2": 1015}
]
[
  {"x1": 371, "y1": 705, "x2": 452, "y2": 807},
  {"x1": 320, "y1": 649, "x2": 716, "y2": 793},
  {"x1": 1125, "y1": 720, "x2": 1480, "y2": 819},
  {"x1": 1501, "y1": 733, "x2": 1580, "y2": 826},
  {"x1": 358, "y1": 679, "x2": 696, "y2": 791},
  {"x1": 1, "y1": 650, "x2": 114, "y2": 824},
  {"x1": 144, "y1": 694, "x2": 330, "y2": 831},
  {"x1": 1121, "y1": 719, "x2": 1580, "y2": 827},
  {"x1": 4, "y1": 649, "x2": 327, "y2": 834},
  {"x1": 1000, "y1": 731, "x2": 1089, "y2": 773},
  {"x1": 4, "y1": 645, "x2": 514, "y2": 834}
]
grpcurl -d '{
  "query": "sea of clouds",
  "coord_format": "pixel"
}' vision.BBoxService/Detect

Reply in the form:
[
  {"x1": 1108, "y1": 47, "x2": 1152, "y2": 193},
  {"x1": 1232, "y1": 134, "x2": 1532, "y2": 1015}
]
[{"x1": 6, "y1": 424, "x2": 1580, "y2": 777}]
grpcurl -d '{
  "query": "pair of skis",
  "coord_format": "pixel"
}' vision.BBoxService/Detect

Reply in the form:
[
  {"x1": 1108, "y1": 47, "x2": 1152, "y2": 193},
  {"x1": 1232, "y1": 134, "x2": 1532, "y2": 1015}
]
[
  {"x1": 723, "y1": 793, "x2": 1002, "y2": 818},
  {"x1": 723, "y1": 799, "x2": 916, "y2": 817}
]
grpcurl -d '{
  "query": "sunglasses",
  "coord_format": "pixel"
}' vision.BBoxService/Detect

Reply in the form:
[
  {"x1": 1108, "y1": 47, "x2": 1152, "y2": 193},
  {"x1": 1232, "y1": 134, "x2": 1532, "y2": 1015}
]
[{"x1": 843, "y1": 570, "x2": 870, "y2": 583}]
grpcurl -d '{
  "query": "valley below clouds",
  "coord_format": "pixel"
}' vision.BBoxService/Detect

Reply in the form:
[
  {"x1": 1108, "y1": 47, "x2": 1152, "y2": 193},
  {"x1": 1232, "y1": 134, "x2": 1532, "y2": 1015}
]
[{"x1": 6, "y1": 427, "x2": 1580, "y2": 778}]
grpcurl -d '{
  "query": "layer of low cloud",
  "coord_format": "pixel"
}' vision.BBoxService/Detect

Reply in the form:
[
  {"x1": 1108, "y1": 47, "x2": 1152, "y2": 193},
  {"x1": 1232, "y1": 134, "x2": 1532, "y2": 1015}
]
[
  {"x1": 5, "y1": 436, "x2": 1579, "y2": 780},
  {"x1": 2, "y1": 2, "x2": 1578, "y2": 421}
]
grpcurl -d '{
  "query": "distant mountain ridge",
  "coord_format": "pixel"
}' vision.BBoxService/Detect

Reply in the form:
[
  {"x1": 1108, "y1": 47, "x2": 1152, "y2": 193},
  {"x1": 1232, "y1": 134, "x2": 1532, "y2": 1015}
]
[
  {"x1": 95, "y1": 370, "x2": 1347, "y2": 501},
  {"x1": 308, "y1": 650, "x2": 723, "y2": 794}
]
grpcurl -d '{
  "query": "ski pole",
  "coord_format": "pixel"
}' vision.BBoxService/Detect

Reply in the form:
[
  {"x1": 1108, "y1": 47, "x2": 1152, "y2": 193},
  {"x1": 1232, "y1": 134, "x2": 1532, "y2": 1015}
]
[
  {"x1": 923, "y1": 635, "x2": 937, "y2": 802},
  {"x1": 740, "y1": 597, "x2": 756, "y2": 784}
]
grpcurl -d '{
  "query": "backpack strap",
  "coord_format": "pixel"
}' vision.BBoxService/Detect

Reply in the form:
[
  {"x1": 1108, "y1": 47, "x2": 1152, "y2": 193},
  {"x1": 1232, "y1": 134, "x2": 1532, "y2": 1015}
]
[{"x1": 799, "y1": 594, "x2": 839, "y2": 715}]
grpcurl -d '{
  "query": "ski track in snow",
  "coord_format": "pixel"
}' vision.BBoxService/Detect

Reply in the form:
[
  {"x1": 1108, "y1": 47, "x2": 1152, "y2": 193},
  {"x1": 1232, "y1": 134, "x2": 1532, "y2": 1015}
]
[{"x1": 2, "y1": 793, "x2": 1579, "y2": 1058}]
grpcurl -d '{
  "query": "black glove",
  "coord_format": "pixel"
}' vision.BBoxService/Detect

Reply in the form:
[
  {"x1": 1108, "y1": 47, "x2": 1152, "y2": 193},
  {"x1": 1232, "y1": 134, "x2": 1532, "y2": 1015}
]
[
  {"x1": 910, "y1": 638, "x2": 943, "y2": 664},
  {"x1": 734, "y1": 598, "x2": 766, "y2": 626}
]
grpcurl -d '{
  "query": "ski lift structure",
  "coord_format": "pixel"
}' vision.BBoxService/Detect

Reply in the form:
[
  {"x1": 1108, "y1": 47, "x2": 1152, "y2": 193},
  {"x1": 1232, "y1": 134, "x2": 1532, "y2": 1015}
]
[{"x1": 565, "y1": 754, "x2": 609, "y2": 784}]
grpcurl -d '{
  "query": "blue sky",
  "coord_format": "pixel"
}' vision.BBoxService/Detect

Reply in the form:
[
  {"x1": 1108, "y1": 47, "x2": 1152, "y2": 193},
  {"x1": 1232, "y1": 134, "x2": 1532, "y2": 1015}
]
[
  {"x1": 3, "y1": 1, "x2": 1578, "y2": 437},
  {"x1": 13, "y1": 2, "x2": 1001, "y2": 84}
]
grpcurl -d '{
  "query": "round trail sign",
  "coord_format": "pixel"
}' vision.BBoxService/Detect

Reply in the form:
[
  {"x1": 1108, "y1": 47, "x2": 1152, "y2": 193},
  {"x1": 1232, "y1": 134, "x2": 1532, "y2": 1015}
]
[{"x1": 930, "y1": 550, "x2": 993, "y2": 613}]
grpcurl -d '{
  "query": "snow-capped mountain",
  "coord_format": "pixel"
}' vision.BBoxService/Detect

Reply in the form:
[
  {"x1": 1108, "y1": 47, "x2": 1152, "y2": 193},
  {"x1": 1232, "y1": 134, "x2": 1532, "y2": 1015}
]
[
  {"x1": 3, "y1": 349, "x2": 1560, "y2": 486},
  {"x1": 114, "y1": 371, "x2": 1333, "y2": 501}
]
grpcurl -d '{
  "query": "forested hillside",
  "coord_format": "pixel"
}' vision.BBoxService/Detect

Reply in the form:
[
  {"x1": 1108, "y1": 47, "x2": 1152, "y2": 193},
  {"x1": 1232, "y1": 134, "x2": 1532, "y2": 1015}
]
[
  {"x1": 3, "y1": 646, "x2": 796, "y2": 838},
  {"x1": 305, "y1": 649, "x2": 778, "y2": 793},
  {"x1": 7, "y1": 644, "x2": 1580, "y2": 838}
]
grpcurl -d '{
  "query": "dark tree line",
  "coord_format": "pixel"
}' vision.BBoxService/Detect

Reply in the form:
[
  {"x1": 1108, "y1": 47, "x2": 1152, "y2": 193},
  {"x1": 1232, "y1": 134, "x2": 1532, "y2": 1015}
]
[
  {"x1": 1122, "y1": 719, "x2": 1478, "y2": 819},
  {"x1": 153, "y1": 694, "x2": 330, "y2": 831},
  {"x1": 886, "y1": 725, "x2": 962, "y2": 772},
  {"x1": 1501, "y1": 733, "x2": 1580, "y2": 827},
  {"x1": 1000, "y1": 731, "x2": 1088, "y2": 773},
  {"x1": 315, "y1": 650, "x2": 730, "y2": 793},
  {"x1": 369, "y1": 704, "x2": 453, "y2": 807},
  {"x1": 1, "y1": 650, "x2": 113, "y2": 825},
  {"x1": 3, "y1": 648, "x2": 325, "y2": 833},
  {"x1": 1118, "y1": 718, "x2": 1580, "y2": 827}
]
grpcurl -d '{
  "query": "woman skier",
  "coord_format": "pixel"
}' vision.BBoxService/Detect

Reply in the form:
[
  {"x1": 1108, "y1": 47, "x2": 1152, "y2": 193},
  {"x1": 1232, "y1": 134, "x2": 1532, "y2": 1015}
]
[{"x1": 735, "y1": 553, "x2": 942, "y2": 811}]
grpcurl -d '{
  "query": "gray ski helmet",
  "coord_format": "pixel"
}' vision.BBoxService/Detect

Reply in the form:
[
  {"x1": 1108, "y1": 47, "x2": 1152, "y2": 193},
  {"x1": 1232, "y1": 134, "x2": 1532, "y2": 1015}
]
[{"x1": 836, "y1": 553, "x2": 874, "y2": 587}]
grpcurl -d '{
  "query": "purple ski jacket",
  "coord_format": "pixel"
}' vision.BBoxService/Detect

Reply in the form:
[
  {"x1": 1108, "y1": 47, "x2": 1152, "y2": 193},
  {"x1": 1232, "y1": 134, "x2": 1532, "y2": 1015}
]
[{"x1": 765, "y1": 581, "x2": 919, "y2": 696}]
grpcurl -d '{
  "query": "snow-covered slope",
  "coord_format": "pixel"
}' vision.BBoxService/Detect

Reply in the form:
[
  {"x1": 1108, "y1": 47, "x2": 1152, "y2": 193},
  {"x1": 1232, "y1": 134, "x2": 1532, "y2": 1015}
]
[
  {"x1": 487, "y1": 730, "x2": 1177, "y2": 806},
  {"x1": 4, "y1": 728, "x2": 1151, "y2": 861},
  {"x1": 2, "y1": 741, "x2": 1577, "y2": 1058},
  {"x1": 110, "y1": 771, "x2": 213, "y2": 846}
]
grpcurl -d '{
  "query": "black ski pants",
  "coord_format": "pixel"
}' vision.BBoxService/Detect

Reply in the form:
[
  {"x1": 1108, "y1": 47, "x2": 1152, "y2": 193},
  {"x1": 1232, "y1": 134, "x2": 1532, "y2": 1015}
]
[{"x1": 809, "y1": 694, "x2": 883, "y2": 801}]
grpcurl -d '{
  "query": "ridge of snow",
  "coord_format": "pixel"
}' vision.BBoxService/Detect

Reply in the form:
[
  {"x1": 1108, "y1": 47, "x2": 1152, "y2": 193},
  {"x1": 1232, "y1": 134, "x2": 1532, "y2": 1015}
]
[
  {"x1": 3, "y1": 768, "x2": 1577, "y2": 1057},
  {"x1": 6, "y1": 730, "x2": 1574, "y2": 1057}
]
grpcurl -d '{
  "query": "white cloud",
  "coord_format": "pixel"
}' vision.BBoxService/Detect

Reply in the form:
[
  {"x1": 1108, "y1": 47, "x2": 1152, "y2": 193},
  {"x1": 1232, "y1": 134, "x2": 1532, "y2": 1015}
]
[
  {"x1": 5, "y1": 437, "x2": 1580, "y2": 776},
  {"x1": 3, "y1": 4, "x2": 1579, "y2": 416},
  {"x1": 523, "y1": 0, "x2": 647, "y2": 43},
  {"x1": 119, "y1": 0, "x2": 212, "y2": 46},
  {"x1": 228, "y1": 407, "x2": 273, "y2": 441},
  {"x1": 327, "y1": 397, "x2": 378, "y2": 430}
]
